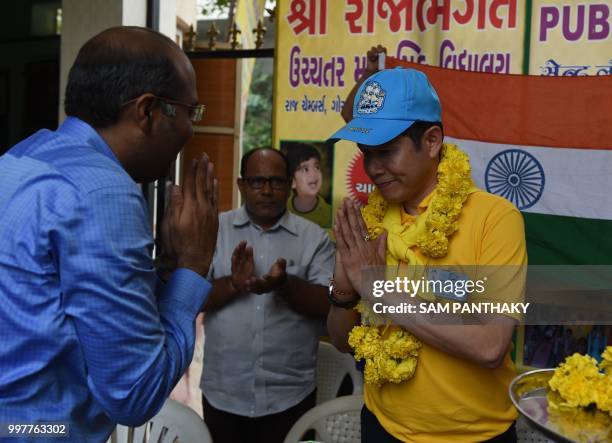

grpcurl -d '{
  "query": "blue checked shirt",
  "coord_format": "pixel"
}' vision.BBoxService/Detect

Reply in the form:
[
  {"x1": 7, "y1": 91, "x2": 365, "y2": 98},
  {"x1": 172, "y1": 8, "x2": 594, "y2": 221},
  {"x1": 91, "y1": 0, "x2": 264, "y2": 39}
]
[{"x1": 0, "y1": 117, "x2": 211, "y2": 442}]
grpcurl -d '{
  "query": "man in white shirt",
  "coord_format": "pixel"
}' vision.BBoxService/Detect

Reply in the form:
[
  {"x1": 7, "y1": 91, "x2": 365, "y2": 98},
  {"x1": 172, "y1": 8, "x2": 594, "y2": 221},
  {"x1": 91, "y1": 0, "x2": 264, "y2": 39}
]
[{"x1": 200, "y1": 148, "x2": 334, "y2": 443}]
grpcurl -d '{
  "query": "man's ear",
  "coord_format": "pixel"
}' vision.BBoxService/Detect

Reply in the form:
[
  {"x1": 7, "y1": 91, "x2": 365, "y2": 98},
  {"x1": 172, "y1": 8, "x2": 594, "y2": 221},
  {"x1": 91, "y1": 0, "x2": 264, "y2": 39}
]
[
  {"x1": 422, "y1": 125, "x2": 443, "y2": 159},
  {"x1": 133, "y1": 94, "x2": 157, "y2": 134},
  {"x1": 237, "y1": 177, "x2": 246, "y2": 196}
]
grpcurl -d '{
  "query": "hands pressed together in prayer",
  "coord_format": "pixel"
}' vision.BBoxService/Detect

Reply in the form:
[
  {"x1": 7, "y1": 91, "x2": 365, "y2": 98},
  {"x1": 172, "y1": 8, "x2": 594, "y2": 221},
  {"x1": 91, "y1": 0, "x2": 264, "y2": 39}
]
[
  {"x1": 333, "y1": 198, "x2": 387, "y2": 299},
  {"x1": 230, "y1": 241, "x2": 288, "y2": 295},
  {"x1": 159, "y1": 154, "x2": 219, "y2": 282}
]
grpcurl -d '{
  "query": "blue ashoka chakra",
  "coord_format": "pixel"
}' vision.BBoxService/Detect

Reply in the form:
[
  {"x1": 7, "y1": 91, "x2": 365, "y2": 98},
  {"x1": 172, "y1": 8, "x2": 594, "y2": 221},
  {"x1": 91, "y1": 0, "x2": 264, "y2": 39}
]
[{"x1": 485, "y1": 149, "x2": 545, "y2": 210}]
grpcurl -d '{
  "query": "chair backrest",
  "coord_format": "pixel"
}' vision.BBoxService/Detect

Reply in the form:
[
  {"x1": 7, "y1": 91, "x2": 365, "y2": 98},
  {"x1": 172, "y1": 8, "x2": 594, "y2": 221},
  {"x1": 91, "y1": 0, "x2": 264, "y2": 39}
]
[
  {"x1": 283, "y1": 395, "x2": 364, "y2": 443},
  {"x1": 316, "y1": 341, "x2": 363, "y2": 404},
  {"x1": 106, "y1": 399, "x2": 213, "y2": 443}
]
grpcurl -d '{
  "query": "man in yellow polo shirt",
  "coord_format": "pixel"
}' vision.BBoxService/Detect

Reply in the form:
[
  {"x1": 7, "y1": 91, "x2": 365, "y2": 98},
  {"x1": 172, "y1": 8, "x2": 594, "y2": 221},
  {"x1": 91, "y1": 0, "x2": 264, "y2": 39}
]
[{"x1": 325, "y1": 49, "x2": 526, "y2": 442}]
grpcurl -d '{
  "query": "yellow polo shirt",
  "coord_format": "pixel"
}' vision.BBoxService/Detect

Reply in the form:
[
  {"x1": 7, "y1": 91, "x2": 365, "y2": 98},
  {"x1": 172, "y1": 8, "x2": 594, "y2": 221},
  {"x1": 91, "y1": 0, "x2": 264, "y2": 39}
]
[{"x1": 365, "y1": 190, "x2": 527, "y2": 442}]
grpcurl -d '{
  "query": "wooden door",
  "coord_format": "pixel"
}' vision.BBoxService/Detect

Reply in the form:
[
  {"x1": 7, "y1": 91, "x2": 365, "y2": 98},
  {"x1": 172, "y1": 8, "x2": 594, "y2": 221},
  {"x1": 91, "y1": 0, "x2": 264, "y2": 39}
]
[{"x1": 182, "y1": 58, "x2": 242, "y2": 212}]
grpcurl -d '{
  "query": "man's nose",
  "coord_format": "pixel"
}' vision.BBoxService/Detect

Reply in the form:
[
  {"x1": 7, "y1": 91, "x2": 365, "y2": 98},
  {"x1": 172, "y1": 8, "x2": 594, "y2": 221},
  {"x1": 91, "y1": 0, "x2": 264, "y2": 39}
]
[
  {"x1": 364, "y1": 156, "x2": 384, "y2": 177},
  {"x1": 261, "y1": 180, "x2": 274, "y2": 193}
]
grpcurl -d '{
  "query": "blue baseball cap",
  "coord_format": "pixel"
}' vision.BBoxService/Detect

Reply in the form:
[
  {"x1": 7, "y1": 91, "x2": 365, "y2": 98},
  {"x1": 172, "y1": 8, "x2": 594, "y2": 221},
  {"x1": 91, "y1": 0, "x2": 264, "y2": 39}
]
[{"x1": 328, "y1": 67, "x2": 441, "y2": 146}]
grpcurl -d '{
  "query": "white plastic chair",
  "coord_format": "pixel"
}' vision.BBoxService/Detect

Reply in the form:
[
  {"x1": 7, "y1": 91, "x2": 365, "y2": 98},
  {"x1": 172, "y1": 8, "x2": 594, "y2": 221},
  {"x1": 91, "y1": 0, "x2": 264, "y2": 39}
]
[
  {"x1": 106, "y1": 399, "x2": 213, "y2": 443},
  {"x1": 316, "y1": 341, "x2": 363, "y2": 404},
  {"x1": 283, "y1": 394, "x2": 364, "y2": 443}
]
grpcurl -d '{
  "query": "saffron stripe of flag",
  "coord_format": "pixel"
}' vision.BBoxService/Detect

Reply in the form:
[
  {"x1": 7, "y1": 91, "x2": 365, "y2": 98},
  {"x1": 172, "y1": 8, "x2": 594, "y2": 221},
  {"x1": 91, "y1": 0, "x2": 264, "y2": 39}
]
[{"x1": 386, "y1": 58, "x2": 612, "y2": 264}]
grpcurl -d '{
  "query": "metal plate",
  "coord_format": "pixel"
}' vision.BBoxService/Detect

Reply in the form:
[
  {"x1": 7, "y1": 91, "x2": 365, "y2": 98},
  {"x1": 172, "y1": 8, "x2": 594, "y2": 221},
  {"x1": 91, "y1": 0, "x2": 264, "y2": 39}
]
[{"x1": 509, "y1": 368, "x2": 612, "y2": 443}]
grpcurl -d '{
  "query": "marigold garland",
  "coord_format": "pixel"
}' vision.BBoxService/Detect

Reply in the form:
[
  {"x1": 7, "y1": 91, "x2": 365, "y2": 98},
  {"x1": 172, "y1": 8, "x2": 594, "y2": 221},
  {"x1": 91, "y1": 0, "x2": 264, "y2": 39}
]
[{"x1": 349, "y1": 143, "x2": 475, "y2": 386}]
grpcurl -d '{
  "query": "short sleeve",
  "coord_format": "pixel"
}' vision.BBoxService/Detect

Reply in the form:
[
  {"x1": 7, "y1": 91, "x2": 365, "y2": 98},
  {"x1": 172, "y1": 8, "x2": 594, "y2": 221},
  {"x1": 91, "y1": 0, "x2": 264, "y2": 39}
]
[
  {"x1": 475, "y1": 201, "x2": 528, "y2": 321},
  {"x1": 305, "y1": 228, "x2": 335, "y2": 286}
]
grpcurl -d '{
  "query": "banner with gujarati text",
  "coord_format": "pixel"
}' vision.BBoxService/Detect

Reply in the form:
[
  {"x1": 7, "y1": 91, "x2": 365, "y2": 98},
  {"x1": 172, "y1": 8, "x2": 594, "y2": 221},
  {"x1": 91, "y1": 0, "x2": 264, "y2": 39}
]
[{"x1": 529, "y1": 0, "x2": 611, "y2": 76}]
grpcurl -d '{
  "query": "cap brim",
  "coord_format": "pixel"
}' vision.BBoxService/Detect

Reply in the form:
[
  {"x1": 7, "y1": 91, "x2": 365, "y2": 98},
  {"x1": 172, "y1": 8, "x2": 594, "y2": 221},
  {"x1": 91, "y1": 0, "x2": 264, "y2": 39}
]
[{"x1": 327, "y1": 118, "x2": 414, "y2": 146}]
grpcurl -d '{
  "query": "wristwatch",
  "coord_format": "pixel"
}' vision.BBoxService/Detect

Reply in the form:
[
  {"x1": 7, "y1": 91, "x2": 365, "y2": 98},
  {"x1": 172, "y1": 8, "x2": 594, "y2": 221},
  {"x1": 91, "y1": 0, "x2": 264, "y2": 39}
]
[{"x1": 328, "y1": 279, "x2": 360, "y2": 309}]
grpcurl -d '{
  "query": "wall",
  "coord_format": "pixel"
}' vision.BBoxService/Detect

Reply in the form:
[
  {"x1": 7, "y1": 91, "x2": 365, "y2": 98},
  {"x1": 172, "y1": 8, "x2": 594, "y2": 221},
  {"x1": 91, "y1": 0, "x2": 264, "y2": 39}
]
[
  {"x1": 59, "y1": 0, "x2": 158, "y2": 121},
  {"x1": 176, "y1": 0, "x2": 196, "y2": 28}
]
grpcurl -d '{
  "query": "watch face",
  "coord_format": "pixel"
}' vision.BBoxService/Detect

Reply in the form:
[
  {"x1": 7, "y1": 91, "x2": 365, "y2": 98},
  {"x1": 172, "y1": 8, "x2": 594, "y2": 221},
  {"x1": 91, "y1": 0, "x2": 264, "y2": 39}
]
[{"x1": 328, "y1": 280, "x2": 337, "y2": 297}]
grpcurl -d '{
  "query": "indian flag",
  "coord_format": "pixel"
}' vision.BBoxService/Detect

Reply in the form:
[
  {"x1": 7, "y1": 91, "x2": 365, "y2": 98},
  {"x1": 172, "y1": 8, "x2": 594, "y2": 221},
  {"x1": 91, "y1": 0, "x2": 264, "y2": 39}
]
[{"x1": 387, "y1": 58, "x2": 612, "y2": 264}]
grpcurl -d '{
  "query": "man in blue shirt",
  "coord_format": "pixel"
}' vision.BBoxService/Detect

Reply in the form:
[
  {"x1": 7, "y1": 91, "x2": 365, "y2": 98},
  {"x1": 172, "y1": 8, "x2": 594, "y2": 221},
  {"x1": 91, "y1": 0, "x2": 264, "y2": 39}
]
[{"x1": 0, "y1": 27, "x2": 218, "y2": 442}]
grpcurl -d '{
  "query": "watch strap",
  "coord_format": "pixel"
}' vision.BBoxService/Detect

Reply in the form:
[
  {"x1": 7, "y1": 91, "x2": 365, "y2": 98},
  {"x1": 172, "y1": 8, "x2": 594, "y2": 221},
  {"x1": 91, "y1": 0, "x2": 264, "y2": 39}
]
[{"x1": 328, "y1": 279, "x2": 360, "y2": 309}]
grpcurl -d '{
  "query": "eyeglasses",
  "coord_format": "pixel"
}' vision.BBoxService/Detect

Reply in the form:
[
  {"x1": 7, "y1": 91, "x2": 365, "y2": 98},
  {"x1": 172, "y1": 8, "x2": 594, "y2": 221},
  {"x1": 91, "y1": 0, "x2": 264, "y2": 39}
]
[
  {"x1": 121, "y1": 95, "x2": 206, "y2": 122},
  {"x1": 242, "y1": 176, "x2": 289, "y2": 190}
]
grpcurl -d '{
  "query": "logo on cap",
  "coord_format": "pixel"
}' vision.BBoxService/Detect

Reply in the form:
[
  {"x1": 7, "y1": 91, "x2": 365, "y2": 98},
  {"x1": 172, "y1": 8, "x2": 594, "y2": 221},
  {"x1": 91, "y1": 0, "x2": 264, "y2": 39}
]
[
  {"x1": 357, "y1": 81, "x2": 385, "y2": 115},
  {"x1": 348, "y1": 127, "x2": 371, "y2": 133}
]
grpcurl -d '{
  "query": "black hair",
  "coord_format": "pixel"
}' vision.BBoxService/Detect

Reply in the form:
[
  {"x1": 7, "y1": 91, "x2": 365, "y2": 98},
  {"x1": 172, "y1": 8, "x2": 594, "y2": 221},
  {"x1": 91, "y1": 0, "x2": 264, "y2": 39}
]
[
  {"x1": 401, "y1": 121, "x2": 444, "y2": 150},
  {"x1": 284, "y1": 143, "x2": 321, "y2": 177},
  {"x1": 240, "y1": 148, "x2": 290, "y2": 178},
  {"x1": 64, "y1": 27, "x2": 184, "y2": 128}
]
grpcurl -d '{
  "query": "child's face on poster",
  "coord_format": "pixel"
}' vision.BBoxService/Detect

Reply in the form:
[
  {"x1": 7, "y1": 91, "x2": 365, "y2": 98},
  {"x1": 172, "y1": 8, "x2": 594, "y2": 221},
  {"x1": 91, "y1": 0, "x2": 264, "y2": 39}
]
[{"x1": 292, "y1": 157, "x2": 322, "y2": 198}]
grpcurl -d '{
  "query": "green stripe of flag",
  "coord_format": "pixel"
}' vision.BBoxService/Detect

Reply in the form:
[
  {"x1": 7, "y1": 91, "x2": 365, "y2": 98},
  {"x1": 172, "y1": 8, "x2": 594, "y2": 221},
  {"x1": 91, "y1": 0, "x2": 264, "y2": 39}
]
[{"x1": 524, "y1": 213, "x2": 612, "y2": 265}]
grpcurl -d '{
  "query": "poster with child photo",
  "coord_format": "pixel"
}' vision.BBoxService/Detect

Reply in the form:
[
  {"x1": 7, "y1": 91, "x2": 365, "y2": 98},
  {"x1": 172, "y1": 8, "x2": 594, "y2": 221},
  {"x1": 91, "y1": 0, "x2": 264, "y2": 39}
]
[{"x1": 280, "y1": 141, "x2": 334, "y2": 228}]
